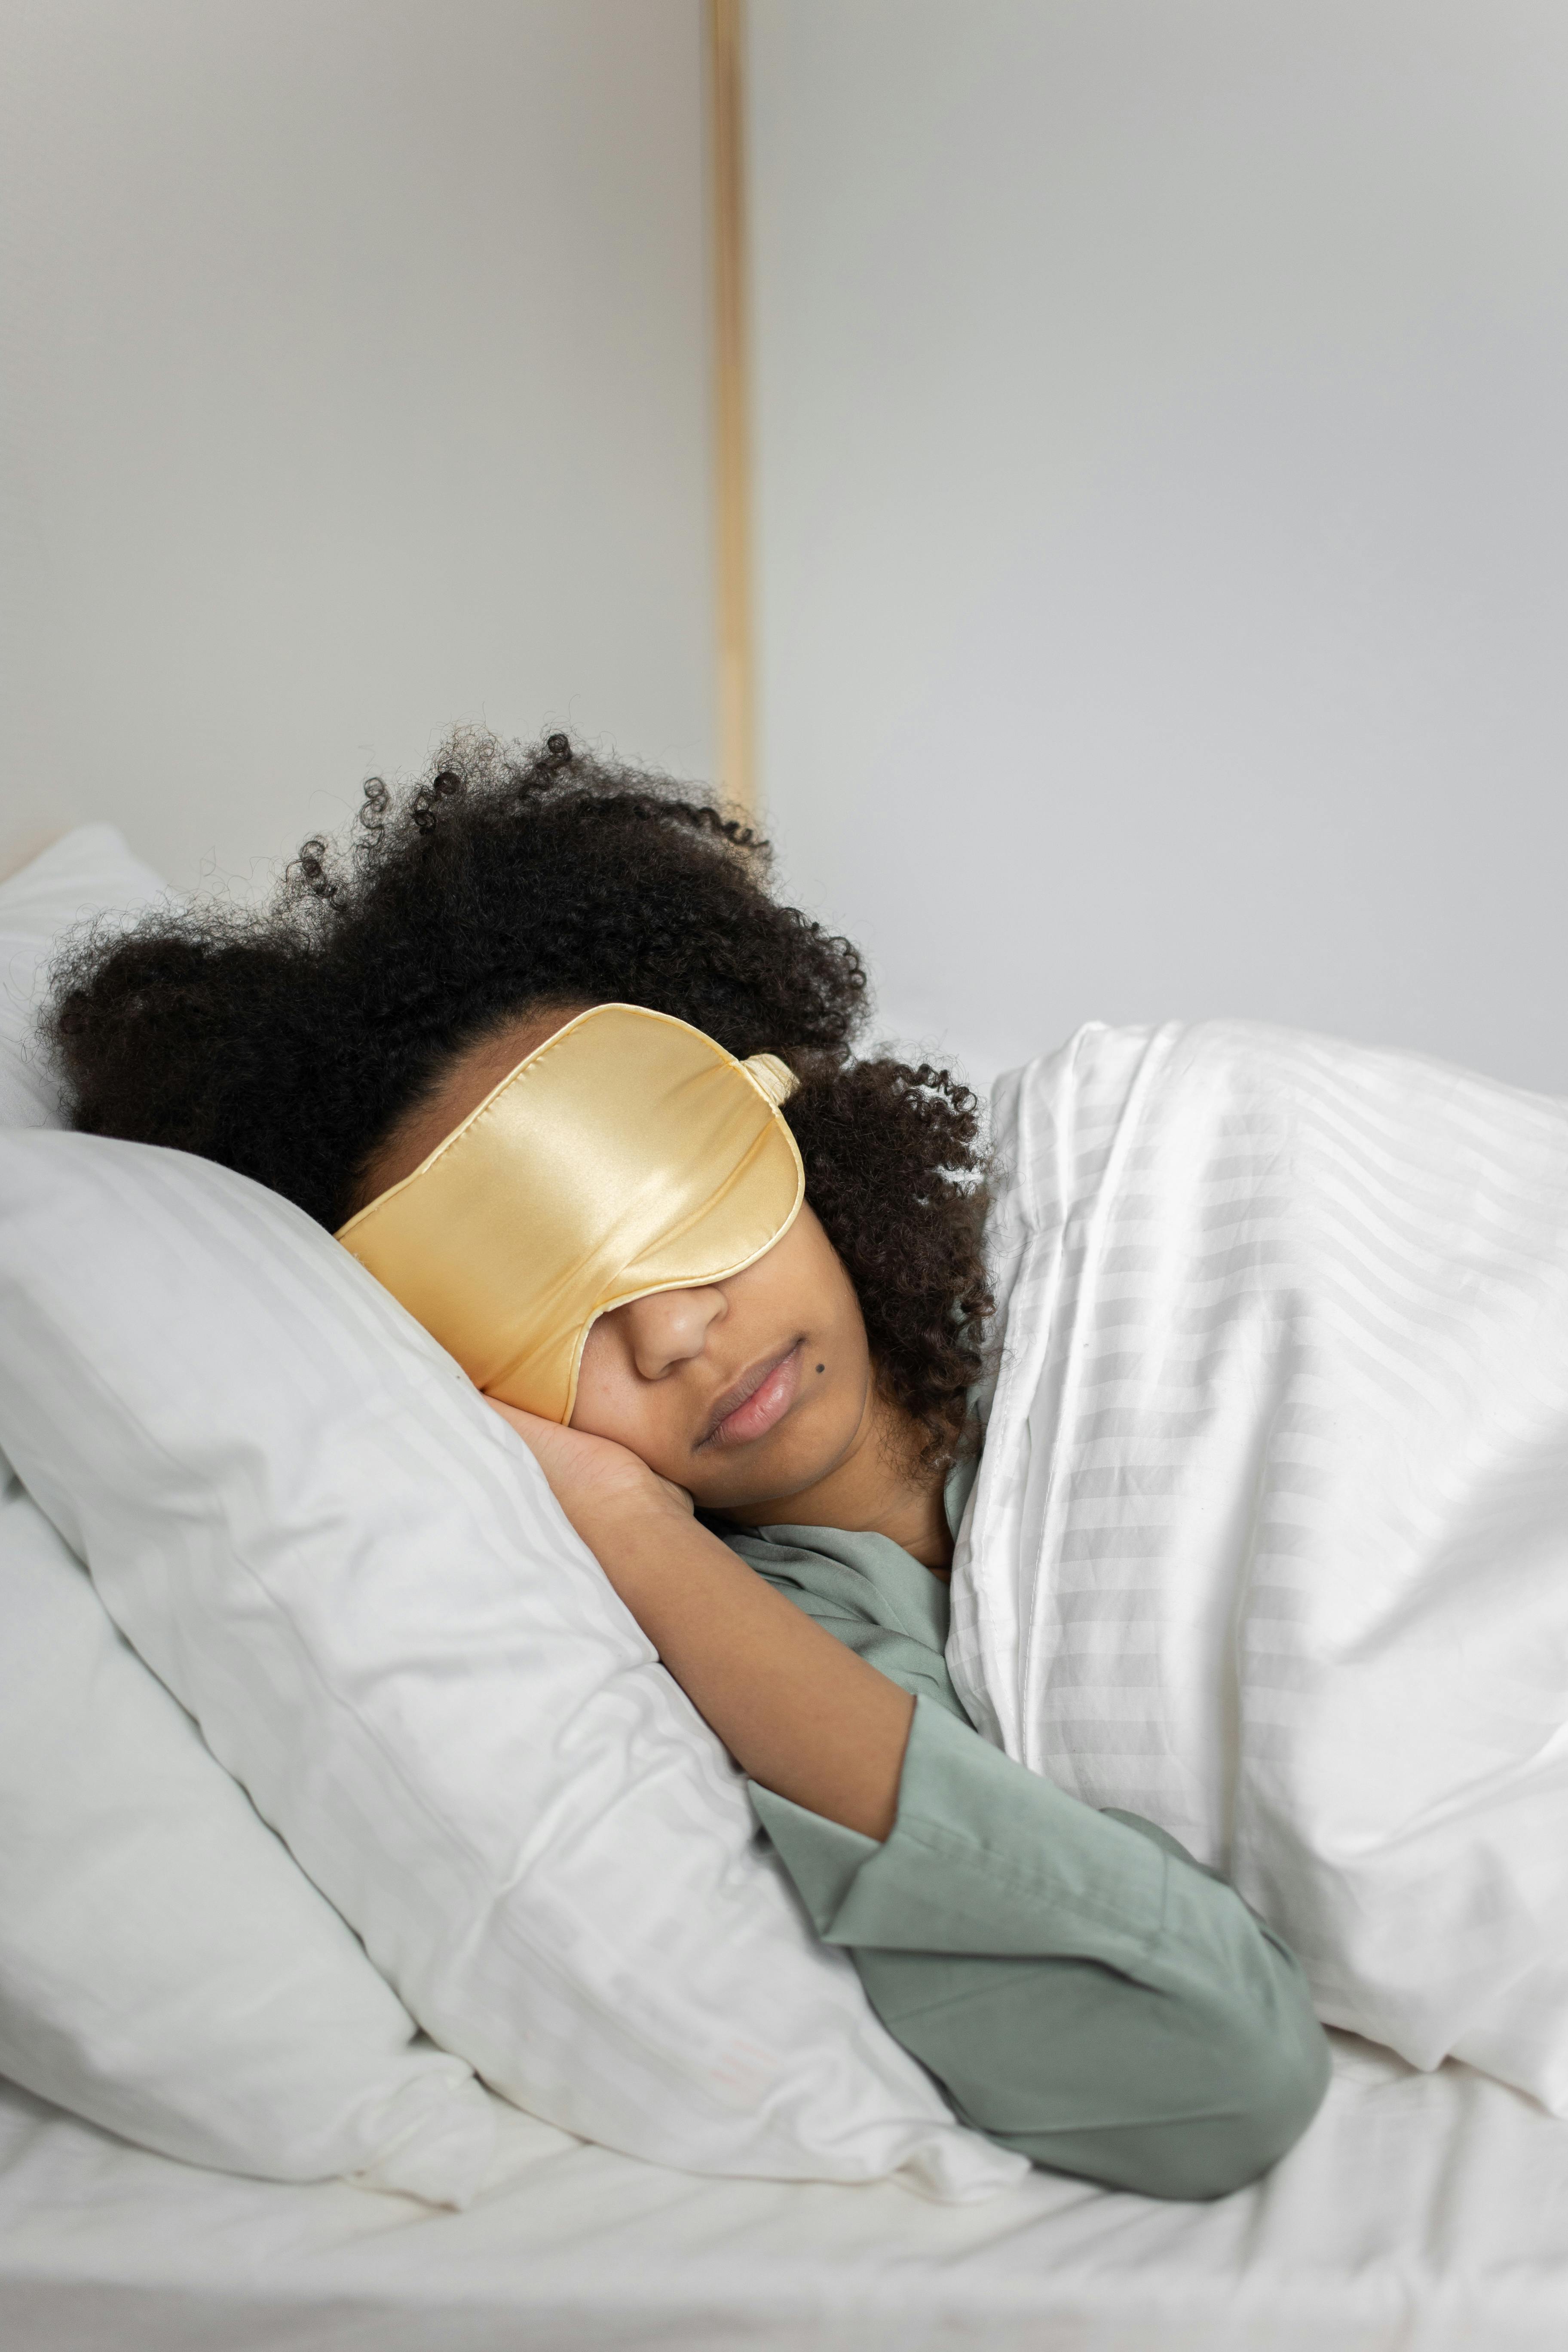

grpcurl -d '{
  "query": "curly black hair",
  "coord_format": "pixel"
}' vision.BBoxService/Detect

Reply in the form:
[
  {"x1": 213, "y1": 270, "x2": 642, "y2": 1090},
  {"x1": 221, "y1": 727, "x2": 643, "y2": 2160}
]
[{"x1": 46, "y1": 731, "x2": 990, "y2": 1469}]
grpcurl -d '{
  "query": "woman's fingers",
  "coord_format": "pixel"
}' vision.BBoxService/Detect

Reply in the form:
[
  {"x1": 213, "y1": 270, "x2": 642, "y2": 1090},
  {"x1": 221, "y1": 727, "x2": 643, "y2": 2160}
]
[{"x1": 481, "y1": 1391, "x2": 683, "y2": 1529}]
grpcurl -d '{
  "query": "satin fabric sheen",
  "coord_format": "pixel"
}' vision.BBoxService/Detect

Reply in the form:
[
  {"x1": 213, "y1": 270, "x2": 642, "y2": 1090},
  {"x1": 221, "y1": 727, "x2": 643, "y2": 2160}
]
[{"x1": 335, "y1": 1004, "x2": 803, "y2": 1423}]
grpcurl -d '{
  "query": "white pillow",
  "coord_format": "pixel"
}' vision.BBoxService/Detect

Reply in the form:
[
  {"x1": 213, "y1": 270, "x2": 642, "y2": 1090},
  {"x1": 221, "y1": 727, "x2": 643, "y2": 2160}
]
[
  {"x1": 0, "y1": 832, "x2": 508, "y2": 2202},
  {"x1": 0, "y1": 1127, "x2": 1020, "y2": 2197},
  {"x1": 0, "y1": 824, "x2": 168, "y2": 1127},
  {"x1": 0, "y1": 1453, "x2": 499, "y2": 2198}
]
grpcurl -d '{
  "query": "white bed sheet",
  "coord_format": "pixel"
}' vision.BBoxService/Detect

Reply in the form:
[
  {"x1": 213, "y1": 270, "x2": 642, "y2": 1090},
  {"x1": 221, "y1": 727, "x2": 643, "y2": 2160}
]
[{"x1": 4, "y1": 2035, "x2": 1568, "y2": 2352}]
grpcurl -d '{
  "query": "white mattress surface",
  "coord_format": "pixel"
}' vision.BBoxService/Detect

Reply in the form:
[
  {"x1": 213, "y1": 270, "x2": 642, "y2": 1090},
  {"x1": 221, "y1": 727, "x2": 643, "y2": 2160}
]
[{"x1": 5, "y1": 2035, "x2": 1568, "y2": 2351}]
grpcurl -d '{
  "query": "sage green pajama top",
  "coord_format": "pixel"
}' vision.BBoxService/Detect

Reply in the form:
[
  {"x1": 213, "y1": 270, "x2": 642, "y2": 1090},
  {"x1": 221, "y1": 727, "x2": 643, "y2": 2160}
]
[{"x1": 710, "y1": 1470, "x2": 1330, "y2": 2203}]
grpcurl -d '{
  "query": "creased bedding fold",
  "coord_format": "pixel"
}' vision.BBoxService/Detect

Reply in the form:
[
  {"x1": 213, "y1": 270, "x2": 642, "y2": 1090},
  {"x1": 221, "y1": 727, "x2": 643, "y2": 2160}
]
[{"x1": 950, "y1": 1019, "x2": 1568, "y2": 2108}]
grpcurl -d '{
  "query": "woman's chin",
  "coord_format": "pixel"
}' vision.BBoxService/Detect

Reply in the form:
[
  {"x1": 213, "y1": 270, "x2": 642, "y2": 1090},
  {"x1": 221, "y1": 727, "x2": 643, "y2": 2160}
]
[{"x1": 686, "y1": 1446, "x2": 834, "y2": 1522}]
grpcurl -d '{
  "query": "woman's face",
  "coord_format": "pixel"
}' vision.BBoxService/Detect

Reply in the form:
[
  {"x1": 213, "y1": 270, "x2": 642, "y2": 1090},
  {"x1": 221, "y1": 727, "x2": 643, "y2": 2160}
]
[
  {"x1": 361, "y1": 1006, "x2": 878, "y2": 1517},
  {"x1": 570, "y1": 1204, "x2": 876, "y2": 1514}
]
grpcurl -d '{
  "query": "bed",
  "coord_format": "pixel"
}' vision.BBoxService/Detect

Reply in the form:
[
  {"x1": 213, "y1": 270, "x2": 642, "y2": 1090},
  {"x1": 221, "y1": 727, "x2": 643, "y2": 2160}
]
[
  {"x1": 5, "y1": 2030, "x2": 1568, "y2": 2352},
  {"x1": 8, "y1": 846, "x2": 1568, "y2": 2349}
]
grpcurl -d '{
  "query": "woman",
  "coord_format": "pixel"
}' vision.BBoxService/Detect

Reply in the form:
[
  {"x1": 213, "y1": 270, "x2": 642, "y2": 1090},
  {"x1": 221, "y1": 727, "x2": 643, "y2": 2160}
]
[{"x1": 47, "y1": 730, "x2": 1329, "y2": 2198}]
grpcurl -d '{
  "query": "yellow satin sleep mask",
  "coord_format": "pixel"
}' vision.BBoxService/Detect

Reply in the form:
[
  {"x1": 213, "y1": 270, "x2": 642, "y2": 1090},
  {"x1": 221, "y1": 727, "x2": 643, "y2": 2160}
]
[{"x1": 335, "y1": 1003, "x2": 804, "y2": 1424}]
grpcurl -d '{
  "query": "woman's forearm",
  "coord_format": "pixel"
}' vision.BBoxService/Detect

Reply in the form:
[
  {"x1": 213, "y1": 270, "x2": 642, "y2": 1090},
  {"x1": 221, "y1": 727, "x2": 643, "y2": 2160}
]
[{"x1": 573, "y1": 1493, "x2": 915, "y2": 1840}]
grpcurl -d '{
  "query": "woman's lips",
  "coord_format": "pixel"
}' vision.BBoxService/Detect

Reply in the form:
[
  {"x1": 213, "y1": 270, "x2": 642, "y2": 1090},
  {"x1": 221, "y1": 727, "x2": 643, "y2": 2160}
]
[{"x1": 704, "y1": 1342, "x2": 803, "y2": 1449}]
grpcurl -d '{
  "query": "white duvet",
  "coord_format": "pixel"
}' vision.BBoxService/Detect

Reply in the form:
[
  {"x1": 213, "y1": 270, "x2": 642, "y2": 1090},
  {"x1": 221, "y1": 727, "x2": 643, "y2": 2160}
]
[{"x1": 949, "y1": 1020, "x2": 1568, "y2": 2110}]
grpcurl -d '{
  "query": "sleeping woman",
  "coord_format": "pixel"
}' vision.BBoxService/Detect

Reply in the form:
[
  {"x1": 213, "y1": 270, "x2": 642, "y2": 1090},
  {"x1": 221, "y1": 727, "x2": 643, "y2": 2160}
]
[{"x1": 45, "y1": 730, "x2": 1331, "y2": 2201}]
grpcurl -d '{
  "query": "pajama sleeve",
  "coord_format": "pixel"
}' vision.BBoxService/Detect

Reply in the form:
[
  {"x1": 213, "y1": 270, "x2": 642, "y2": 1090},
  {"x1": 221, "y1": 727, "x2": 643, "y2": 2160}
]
[{"x1": 749, "y1": 1696, "x2": 1330, "y2": 2201}]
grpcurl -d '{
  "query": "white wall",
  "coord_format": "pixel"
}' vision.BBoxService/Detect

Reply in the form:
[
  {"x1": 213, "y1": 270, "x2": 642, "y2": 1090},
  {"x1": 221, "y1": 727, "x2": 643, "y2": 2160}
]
[
  {"x1": 0, "y1": 0, "x2": 713, "y2": 891},
  {"x1": 749, "y1": 0, "x2": 1568, "y2": 1095}
]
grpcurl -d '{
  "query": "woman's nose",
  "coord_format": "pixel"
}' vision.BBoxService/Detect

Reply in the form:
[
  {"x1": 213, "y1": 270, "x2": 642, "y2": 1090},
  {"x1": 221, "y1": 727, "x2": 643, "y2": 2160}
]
[{"x1": 621, "y1": 1286, "x2": 726, "y2": 1381}]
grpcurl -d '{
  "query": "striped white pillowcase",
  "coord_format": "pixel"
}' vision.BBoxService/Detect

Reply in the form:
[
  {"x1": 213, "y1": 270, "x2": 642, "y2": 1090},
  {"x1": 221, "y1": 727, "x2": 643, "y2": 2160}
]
[{"x1": 954, "y1": 1019, "x2": 1568, "y2": 2110}]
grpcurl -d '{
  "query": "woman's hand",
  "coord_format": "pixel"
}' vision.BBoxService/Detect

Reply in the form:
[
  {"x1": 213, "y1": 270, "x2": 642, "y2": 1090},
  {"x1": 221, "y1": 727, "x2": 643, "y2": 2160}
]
[
  {"x1": 482, "y1": 1396, "x2": 692, "y2": 1560},
  {"x1": 484, "y1": 1395, "x2": 913, "y2": 1843}
]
